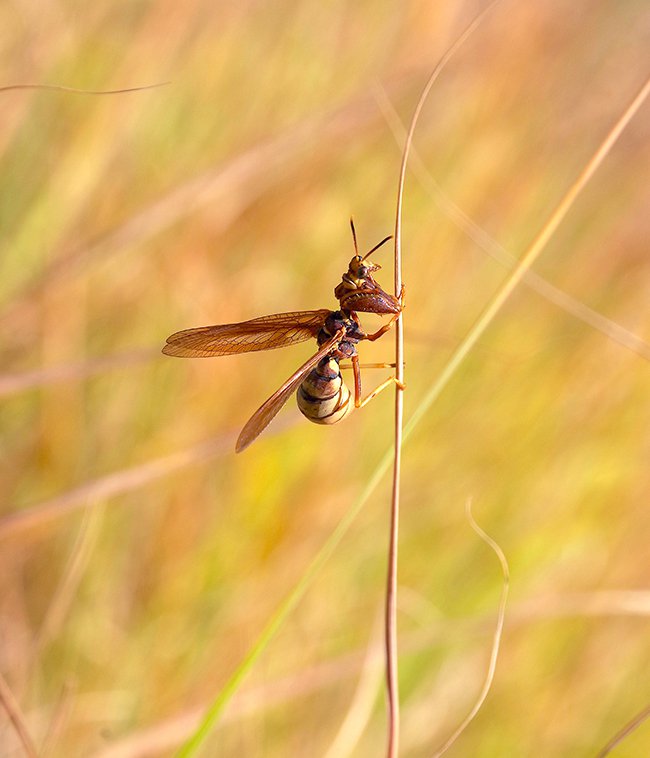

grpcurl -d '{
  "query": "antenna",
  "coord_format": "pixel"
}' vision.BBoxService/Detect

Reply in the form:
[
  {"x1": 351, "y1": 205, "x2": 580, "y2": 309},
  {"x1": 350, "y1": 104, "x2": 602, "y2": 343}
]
[{"x1": 362, "y1": 235, "x2": 393, "y2": 261}]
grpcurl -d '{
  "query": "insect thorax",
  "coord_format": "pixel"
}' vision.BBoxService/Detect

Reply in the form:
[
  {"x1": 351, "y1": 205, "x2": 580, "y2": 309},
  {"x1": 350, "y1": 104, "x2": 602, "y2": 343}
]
[{"x1": 318, "y1": 311, "x2": 363, "y2": 356}]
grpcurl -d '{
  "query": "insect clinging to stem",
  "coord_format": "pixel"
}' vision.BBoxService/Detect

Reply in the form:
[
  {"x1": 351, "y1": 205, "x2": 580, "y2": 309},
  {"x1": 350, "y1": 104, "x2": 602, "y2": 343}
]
[{"x1": 163, "y1": 219, "x2": 404, "y2": 452}]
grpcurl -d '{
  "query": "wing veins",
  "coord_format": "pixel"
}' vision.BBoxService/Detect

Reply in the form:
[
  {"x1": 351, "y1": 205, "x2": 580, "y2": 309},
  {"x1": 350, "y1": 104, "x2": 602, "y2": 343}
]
[
  {"x1": 236, "y1": 328, "x2": 345, "y2": 452},
  {"x1": 163, "y1": 310, "x2": 331, "y2": 358}
]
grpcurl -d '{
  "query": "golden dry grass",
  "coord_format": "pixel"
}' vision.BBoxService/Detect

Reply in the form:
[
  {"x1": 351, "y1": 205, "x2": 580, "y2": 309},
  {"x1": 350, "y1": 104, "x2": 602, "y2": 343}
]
[{"x1": 1, "y1": 1, "x2": 650, "y2": 756}]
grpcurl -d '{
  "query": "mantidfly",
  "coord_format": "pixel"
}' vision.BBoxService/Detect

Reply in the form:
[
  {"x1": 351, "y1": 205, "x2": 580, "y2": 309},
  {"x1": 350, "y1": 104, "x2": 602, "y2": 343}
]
[{"x1": 163, "y1": 219, "x2": 405, "y2": 452}]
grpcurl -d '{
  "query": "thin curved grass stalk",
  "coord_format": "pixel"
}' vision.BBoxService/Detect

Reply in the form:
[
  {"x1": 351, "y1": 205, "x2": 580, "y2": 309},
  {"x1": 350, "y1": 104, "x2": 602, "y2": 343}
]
[
  {"x1": 595, "y1": 702, "x2": 650, "y2": 757},
  {"x1": 0, "y1": 83, "x2": 169, "y2": 95},
  {"x1": 36, "y1": 506, "x2": 104, "y2": 650},
  {"x1": 400, "y1": 72, "x2": 650, "y2": 449},
  {"x1": 40, "y1": 681, "x2": 76, "y2": 758},
  {"x1": 431, "y1": 499, "x2": 509, "y2": 757},
  {"x1": 387, "y1": 1, "x2": 504, "y2": 753},
  {"x1": 174, "y1": 30, "x2": 649, "y2": 758},
  {"x1": 375, "y1": 86, "x2": 650, "y2": 364},
  {"x1": 0, "y1": 672, "x2": 39, "y2": 758},
  {"x1": 323, "y1": 618, "x2": 384, "y2": 758}
]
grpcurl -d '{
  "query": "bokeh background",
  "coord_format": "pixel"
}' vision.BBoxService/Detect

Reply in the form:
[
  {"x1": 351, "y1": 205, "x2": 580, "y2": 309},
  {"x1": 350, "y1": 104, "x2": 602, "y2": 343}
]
[{"x1": 1, "y1": 1, "x2": 649, "y2": 756}]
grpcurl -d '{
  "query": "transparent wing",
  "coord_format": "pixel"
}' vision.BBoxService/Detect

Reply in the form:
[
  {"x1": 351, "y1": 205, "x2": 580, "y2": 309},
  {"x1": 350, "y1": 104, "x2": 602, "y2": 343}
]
[
  {"x1": 236, "y1": 328, "x2": 345, "y2": 453},
  {"x1": 163, "y1": 310, "x2": 331, "y2": 358}
]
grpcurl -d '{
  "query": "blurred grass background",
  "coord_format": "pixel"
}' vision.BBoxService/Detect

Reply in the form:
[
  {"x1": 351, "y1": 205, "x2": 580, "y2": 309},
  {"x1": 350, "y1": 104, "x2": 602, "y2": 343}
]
[{"x1": 1, "y1": 0, "x2": 649, "y2": 756}]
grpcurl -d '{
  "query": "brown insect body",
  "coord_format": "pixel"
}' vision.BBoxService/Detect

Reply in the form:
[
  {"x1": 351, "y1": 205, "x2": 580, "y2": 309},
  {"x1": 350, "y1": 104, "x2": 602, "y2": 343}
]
[
  {"x1": 163, "y1": 222, "x2": 402, "y2": 452},
  {"x1": 334, "y1": 244, "x2": 401, "y2": 316}
]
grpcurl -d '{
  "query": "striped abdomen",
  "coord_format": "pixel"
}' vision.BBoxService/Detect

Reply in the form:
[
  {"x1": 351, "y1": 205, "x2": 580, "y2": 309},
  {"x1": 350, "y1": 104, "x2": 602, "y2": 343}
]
[{"x1": 297, "y1": 357, "x2": 352, "y2": 426}]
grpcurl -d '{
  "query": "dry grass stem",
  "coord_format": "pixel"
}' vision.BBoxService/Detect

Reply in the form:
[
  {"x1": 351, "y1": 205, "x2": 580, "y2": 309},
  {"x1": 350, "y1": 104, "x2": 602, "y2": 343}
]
[
  {"x1": 375, "y1": 86, "x2": 650, "y2": 363},
  {"x1": 387, "y1": 3, "x2": 503, "y2": 753},
  {"x1": 431, "y1": 500, "x2": 509, "y2": 756},
  {"x1": 0, "y1": 83, "x2": 169, "y2": 95},
  {"x1": 596, "y1": 702, "x2": 650, "y2": 757},
  {"x1": 401, "y1": 72, "x2": 650, "y2": 444},
  {"x1": 0, "y1": 672, "x2": 39, "y2": 758},
  {"x1": 324, "y1": 621, "x2": 384, "y2": 758},
  {"x1": 39, "y1": 681, "x2": 76, "y2": 758},
  {"x1": 36, "y1": 507, "x2": 104, "y2": 649}
]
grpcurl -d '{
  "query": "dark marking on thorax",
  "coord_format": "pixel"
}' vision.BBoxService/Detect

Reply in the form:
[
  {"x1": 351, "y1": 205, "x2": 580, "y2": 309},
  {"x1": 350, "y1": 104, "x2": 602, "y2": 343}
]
[{"x1": 317, "y1": 310, "x2": 364, "y2": 361}]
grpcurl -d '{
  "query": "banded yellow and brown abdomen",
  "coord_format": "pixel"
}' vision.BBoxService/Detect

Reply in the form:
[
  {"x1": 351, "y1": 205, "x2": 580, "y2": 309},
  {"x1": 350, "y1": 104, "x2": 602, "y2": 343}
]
[{"x1": 297, "y1": 357, "x2": 352, "y2": 425}]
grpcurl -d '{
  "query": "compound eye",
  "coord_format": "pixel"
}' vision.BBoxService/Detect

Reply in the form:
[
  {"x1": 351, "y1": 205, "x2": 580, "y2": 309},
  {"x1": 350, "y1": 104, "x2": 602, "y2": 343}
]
[{"x1": 358, "y1": 264, "x2": 368, "y2": 278}]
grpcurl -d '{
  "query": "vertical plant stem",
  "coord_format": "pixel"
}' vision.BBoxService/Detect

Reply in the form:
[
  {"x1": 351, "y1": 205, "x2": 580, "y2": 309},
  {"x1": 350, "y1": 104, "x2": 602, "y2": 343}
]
[
  {"x1": 386, "y1": 233, "x2": 403, "y2": 758},
  {"x1": 386, "y1": 3, "x2": 503, "y2": 755}
]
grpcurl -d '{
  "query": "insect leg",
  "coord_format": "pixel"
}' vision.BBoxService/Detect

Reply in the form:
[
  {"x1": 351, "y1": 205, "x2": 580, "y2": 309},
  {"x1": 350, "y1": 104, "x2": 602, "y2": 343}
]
[
  {"x1": 364, "y1": 313, "x2": 399, "y2": 342},
  {"x1": 357, "y1": 376, "x2": 406, "y2": 409},
  {"x1": 339, "y1": 362, "x2": 398, "y2": 370}
]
